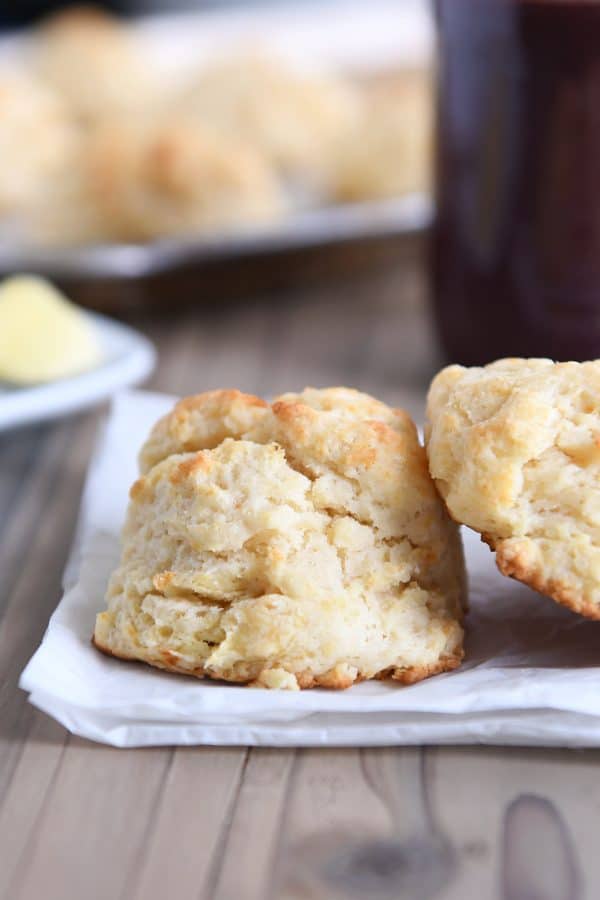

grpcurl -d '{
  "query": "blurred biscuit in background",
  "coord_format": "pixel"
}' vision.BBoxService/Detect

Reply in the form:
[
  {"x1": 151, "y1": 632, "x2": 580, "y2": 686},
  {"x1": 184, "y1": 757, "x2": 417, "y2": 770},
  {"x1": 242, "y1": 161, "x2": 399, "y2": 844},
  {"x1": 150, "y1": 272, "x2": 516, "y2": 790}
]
[
  {"x1": 3, "y1": 8, "x2": 433, "y2": 246},
  {"x1": 31, "y1": 5, "x2": 158, "y2": 122},
  {"x1": 0, "y1": 71, "x2": 77, "y2": 214},
  {"x1": 179, "y1": 53, "x2": 361, "y2": 181},
  {"x1": 328, "y1": 69, "x2": 432, "y2": 202},
  {"x1": 28, "y1": 117, "x2": 284, "y2": 245}
]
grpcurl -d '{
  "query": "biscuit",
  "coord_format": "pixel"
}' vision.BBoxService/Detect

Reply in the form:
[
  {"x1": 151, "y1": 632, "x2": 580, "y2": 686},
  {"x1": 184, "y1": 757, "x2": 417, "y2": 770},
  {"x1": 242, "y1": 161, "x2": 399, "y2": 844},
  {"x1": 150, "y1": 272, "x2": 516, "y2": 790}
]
[
  {"x1": 98, "y1": 119, "x2": 282, "y2": 241},
  {"x1": 327, "y1": 69, "x2": 432, "y2": 202},
  {"x1": 30, "y1": 118, "x2": 284, "y2": 244},
  {"x1": 33, "y1": 6, "x2": 157, "y2": 122},
  {"x1": 95, "y1": 387, "x2": 466, "y2": 689},
  {"x1": 426, "y1": 358, "x2": 600, "y2": 619},
  {"x1": 0, "y1": 71, "x2": 76, "y2": 214},
  {"x1": 180, "y1": 54, "x2": 360, "y2": 178}
]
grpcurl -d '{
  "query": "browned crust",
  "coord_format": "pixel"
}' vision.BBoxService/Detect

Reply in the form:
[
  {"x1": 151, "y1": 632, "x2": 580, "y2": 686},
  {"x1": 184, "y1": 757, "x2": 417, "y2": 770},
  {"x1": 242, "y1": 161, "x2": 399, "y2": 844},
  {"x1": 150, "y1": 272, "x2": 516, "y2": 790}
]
[
  {"x1": 270, "y1": 400, "x2": 314, "y2": 442},
  {"x1": 346, "y1": 436, "x2": 378, "y2": 469},
  {"x1": 92, "y1": 634, "x2": 464, "y2": 690},
  {"x1": 129, "y1": 475, "x2": 146, "y2": 501},
  {"x1": 367, "y1": 419, "x2": 404, "y2": 446},
  {"x1": 485, "y1": 534, "x2": 600, "y2": 621},
  {"x1": 480, "y1": 532, "x2": 495, "y2": 550},
  {"x1": 390, "y1": 651, "x2": 463, "y2": 683},
  {"x1": 169, "y1": 451, "x2": 212, "y2": 484},
  {"x1": 92, "y1": 634, "x2": 208, "y2": 679},
  {"x1": 174, "y1": 389, "x2": 268, "y2": 418},
  {"x1": 152, "y1": 571, "x2": 175, "y2": 592},
  {"x1": 139, "y1": 389, "x2": 270, "y2": 473}
]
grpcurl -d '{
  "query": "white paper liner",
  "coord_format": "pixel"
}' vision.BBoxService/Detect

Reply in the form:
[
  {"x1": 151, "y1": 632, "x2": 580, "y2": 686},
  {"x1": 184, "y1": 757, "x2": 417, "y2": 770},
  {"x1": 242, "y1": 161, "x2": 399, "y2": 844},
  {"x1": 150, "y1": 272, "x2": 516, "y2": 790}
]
[{"x1": 20, "y1": 391, "x2": 600, "y2": 747}]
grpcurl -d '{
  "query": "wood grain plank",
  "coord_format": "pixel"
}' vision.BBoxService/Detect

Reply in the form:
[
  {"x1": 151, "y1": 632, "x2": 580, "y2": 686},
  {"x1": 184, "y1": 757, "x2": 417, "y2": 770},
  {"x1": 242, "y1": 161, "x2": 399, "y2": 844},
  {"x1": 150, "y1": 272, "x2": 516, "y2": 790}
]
[
  {"x1": 9, "y1": 739, "x2": 171, "y2": 900},
  {"x1": 210, "y1": 748, "x2": 296, "y2": 900},
  {"x1": 502, "y1": 793, "x2": 581, "y2": 900},
  {"x1": 0, "y1": 424, "x2": 67, "y2": 626},
  {"x1": 146, "y1": 300, "x2": 278, "y2": 400},
  {"x1": 0, "y1": 712, "x2": 68, "y2": 897},
  {"x1": 127, "y1": 747, "x2": 248, "y2": 900},
  {"x1": 0, "y1": 415, "x2": 97, "y2": 802},
  {"x1": 361, "y1": 746, "x2": 458, "y2": 898},
  {"x1": 272, "y1": 748, "x2": 392, "y2": 900},
  {"x1": 0, "y1": 424, "x2": 46, "y2": 555},
  {"x1": 183, "y1": 302, "x2": 272, "y2": 397},
  {"x1": 430, "y1": 746, "x2": 600, "y2": 900},
  {"x1": 254, "y1": 286, "x2": 380, "y2": 396},
  {"x1": 144, "y1": 261, "x2": 435, "y2": 407},
  {"x1": 146, "y1": 316, "x2": 202, "y2": 397},
  {"x1": 145, "y1": 299, "x2": 273, "y2": 398}
]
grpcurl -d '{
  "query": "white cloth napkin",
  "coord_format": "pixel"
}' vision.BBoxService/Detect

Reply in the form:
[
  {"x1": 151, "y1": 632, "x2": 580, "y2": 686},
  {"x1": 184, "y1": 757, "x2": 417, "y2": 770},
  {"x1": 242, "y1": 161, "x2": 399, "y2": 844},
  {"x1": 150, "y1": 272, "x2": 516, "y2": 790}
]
[{"x1": 20, "y1": 391, "x2": 600, "y2": 748}]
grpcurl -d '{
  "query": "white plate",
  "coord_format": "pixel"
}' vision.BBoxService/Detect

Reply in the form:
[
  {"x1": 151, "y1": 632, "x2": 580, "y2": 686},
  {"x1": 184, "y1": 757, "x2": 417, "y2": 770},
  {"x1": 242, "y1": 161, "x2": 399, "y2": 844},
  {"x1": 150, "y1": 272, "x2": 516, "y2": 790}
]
[{"x1": 0, "y1": 313, "x2": 156, "y2": 431}]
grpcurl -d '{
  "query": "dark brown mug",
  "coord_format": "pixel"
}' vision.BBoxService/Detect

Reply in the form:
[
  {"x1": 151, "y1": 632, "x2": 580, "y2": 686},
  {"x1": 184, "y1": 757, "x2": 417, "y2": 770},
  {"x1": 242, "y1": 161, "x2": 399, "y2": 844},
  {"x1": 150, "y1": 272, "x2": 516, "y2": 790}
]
[{"x1": 432, "y1": 0, "x2": 600, "y2": 365}]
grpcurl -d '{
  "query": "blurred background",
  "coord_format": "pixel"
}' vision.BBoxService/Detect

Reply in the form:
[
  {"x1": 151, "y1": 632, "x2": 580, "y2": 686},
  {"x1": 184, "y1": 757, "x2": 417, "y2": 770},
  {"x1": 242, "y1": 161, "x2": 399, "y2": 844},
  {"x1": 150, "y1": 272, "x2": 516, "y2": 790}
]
[
  {"x1": 3, "y1": 0, "x2": 599, "y2": 435},
  {"x1": 0, "y1": 0, "x2": 437, "y2": 423},
  {"x1": 0, "y1": 0, "x2": 425, "y2": 25},
  {"x1": 4, "y1": 1, "x2": 332, "y2": 25}
]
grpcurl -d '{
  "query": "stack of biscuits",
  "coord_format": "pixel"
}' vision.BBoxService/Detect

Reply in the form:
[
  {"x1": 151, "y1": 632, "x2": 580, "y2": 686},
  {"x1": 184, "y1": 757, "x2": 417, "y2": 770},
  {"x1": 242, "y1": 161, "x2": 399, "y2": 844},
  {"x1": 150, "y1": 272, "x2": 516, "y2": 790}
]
[{"x1": 0, "y1": 5, "x2": 431, "y2": 247}]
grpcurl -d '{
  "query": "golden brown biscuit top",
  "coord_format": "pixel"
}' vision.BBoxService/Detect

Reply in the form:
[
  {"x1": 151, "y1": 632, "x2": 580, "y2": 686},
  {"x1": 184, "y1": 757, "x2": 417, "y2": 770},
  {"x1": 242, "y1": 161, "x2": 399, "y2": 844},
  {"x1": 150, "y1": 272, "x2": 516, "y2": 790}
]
[
  {"x1": 426, "y1": 357, "x2": 600, "y2": 536},
  {"x1": 138, "y1": 386, "x2": 447, "y2": 549}
]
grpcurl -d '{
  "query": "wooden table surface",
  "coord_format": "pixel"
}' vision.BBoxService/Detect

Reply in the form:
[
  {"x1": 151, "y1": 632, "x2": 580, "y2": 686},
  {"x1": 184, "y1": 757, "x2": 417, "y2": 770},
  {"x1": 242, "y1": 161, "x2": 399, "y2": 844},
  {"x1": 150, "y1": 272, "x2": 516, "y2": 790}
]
[{"x1": 0, "y1": 249, "x2": 596, "y2": 900}]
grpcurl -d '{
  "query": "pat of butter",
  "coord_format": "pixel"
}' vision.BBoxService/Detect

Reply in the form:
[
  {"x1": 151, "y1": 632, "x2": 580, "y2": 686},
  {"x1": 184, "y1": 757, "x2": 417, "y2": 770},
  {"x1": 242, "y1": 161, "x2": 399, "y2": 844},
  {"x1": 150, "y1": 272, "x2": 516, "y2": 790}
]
[{"x1": 0, "y1": 275, "x2": 102, "y2": 385}]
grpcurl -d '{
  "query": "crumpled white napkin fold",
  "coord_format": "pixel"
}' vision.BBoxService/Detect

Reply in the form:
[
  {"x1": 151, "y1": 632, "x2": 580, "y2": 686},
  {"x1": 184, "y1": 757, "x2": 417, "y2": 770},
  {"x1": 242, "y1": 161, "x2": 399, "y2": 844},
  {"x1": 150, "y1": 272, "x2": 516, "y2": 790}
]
[{"x1": 20, "y1": 391, "x2": 600, "y2": 747}]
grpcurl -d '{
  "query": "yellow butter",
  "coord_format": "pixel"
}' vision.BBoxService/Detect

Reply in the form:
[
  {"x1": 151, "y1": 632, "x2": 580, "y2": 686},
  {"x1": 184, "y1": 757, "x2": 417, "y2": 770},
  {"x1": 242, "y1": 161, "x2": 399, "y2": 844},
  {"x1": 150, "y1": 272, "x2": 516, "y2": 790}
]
[{"x1": 0, "y1": 275, "x2": 102, "y2": 384}]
